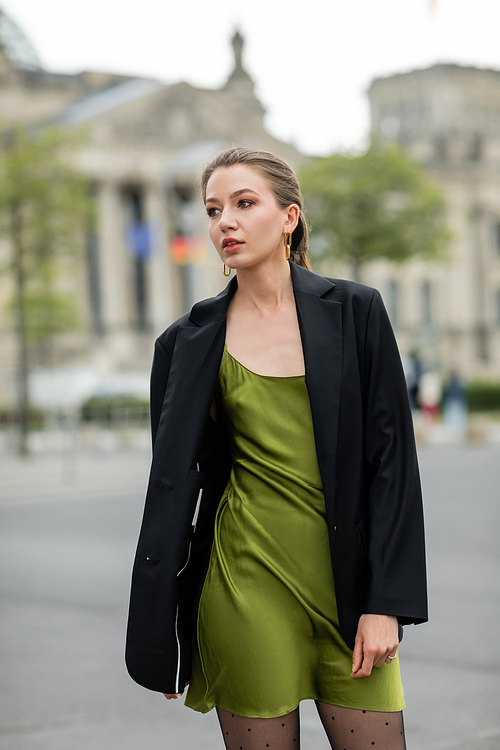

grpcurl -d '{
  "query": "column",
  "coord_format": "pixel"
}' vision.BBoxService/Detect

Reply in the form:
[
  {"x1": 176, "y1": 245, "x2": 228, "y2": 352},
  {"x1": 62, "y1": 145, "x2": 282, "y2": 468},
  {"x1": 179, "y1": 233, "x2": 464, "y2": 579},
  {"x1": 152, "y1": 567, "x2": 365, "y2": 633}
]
[
  {"x1": 144, "y1": 182, "x2": 175, "y2": 336},
  {"x1": 97, "y1": 181, "x2": 130, "y2": 331}
]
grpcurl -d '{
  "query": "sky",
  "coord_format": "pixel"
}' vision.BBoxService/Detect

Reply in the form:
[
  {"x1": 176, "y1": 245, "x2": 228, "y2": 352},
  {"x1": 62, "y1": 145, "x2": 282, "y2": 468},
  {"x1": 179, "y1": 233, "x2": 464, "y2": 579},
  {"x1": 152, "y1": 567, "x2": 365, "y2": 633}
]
[{"x1": 4, "y1": 0, "x2": 500, "y2": 156}]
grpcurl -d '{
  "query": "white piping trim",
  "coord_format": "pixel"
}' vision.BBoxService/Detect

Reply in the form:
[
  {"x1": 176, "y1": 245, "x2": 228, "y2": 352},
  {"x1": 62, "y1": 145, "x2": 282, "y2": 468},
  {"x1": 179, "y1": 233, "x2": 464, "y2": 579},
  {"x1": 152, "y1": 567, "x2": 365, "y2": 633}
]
[
  {"x1": 192, "y1": 488, "x2": 203, "y2": 526},
  {"x1": 177, "y1": 541, "x2": 192, "y2": 577},
  {"x1": 174, "y1": 463, "x2": 203, "y2": 693},
  {"x1": 193, "y1": 463, "x2": 203, "y2": 527},
  {"x1": 174, "y1": 606, "x2": 181, "y2": 693}
]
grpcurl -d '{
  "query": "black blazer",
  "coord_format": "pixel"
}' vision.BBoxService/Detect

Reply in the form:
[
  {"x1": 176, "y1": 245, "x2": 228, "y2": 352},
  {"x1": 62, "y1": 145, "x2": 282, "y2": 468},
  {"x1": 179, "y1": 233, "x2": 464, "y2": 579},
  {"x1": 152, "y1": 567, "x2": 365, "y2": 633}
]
[{"x1": 125, "y1": 262, "x2": 428, "y2": 695}]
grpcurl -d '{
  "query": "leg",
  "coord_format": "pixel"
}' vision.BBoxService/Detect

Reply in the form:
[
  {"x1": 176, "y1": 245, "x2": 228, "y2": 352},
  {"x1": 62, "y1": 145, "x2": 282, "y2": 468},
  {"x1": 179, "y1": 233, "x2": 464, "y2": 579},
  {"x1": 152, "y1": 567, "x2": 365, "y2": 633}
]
[
  {"x1": 216, "y1": 706, "x2": 300, "y2": 750},
  {"x1": 315, "y1": 701, "x2": 406, "y2": 750}
]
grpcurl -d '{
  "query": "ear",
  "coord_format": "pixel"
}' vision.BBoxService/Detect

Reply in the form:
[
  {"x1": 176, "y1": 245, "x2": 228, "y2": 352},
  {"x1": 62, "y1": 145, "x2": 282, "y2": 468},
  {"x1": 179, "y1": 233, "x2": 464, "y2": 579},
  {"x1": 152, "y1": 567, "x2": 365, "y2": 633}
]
[{"x1": 283, "y1": 204, "x2": 300, "y2": 234}]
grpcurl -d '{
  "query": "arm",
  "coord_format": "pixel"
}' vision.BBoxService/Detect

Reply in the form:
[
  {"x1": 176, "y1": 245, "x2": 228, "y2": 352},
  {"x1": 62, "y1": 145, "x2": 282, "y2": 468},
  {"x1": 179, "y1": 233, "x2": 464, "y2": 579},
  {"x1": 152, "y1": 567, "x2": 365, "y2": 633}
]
[
  {"x1": 150, "y1": 338, "x2": 171, "y2": 449},
  {"x1": 352, "y1": 290, "x2": 427, "y2": 676}
]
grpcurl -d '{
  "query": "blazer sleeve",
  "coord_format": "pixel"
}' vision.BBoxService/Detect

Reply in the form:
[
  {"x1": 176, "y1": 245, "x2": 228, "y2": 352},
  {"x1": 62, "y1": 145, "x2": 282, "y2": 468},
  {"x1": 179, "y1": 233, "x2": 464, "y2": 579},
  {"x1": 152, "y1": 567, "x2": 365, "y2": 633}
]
[
  {"x1": 362, "y1": 289, "x2": 428, "y2": 625},
  {"x1": 150, "y1": 338, "x2": 171, "y2": 449}
]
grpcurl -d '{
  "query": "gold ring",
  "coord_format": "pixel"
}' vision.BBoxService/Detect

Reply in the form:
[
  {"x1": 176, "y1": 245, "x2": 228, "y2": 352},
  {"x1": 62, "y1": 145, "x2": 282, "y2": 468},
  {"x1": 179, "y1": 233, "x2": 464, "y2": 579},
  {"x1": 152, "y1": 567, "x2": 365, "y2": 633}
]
[{"x1": 388, "y1": 655, "x2": 397, "y2": 660}]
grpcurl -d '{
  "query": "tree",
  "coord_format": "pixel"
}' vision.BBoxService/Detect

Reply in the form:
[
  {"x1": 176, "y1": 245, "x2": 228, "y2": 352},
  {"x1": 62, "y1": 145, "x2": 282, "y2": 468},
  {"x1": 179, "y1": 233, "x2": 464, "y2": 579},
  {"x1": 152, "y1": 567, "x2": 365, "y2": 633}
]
[
  {"x1": 299, "y1": 143, "x2": 450, "y2": 281},
  {"x1": 0, "y1": 124, "x2": 92, "y2": 455}
]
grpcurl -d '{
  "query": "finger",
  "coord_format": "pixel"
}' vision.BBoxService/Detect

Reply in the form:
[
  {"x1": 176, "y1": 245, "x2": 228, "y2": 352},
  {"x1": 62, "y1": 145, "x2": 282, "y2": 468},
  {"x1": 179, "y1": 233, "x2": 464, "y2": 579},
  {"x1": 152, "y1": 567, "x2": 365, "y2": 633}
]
[
  {"x1": 373, "y1": 652, "x2": 390, "y2": 669},
  {"x1": 351, "y1": 637, "x2": 363, "y2": 675},
  {"x1": 356, "y1": 647, "x2": 376, "y2": 677},
  {"x1": 373, "y1": 646, "x2": 394, "y2": 668},
  {"x1": 385, "y1": 651, "x2": 398, "y2": 665}
]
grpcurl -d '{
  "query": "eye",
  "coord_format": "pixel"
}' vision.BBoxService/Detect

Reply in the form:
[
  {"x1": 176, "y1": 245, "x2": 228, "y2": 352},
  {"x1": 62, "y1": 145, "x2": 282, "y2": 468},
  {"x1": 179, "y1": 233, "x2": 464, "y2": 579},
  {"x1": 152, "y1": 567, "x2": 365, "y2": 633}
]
[
  {"x1": 206, "y1": 206, "x2": 220, "y2": 217},
  {"x1": 238, "y1": 199, "x2": 254, "y2": 208}
]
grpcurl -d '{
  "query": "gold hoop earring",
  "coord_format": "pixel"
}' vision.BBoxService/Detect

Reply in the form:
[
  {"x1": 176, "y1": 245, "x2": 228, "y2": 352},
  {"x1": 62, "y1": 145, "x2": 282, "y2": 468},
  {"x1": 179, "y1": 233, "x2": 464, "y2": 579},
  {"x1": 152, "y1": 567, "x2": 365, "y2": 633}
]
[
  {"x1": 284, "y1": 232, "x2": 292, "y2": 261},
  {"x1": 223, "y1": 264, "x2": 231, "y2": 276}
]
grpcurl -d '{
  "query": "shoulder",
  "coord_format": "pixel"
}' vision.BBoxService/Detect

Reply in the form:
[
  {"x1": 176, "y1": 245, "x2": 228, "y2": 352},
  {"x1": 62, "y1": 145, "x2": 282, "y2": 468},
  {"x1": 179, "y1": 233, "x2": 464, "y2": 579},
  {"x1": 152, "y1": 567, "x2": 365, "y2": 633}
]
[
  {"x1": 154, "y1": 310, "x2": 193, "y2": 361},
  {"x1": 326, "y1": 276, "x2": 379, "y2": 308},
  {"x1": 291, "y1": 262, "x2": 378, "y2": 307},
  {"x1": 303, "y1": 267, "x2": 392, "y2": 345},
  {"x1": 326, "y1": 278, "x2": 391, "y2": 342},
  {"x1": 298, "y1": 264, "x2": 380, "y2": 314},
  {"x1": 153, "y1": 279, "x2": 233, "y2": 358},
  {"x1": 155, "y1": 275, "x2": 236, "y2": 359}
]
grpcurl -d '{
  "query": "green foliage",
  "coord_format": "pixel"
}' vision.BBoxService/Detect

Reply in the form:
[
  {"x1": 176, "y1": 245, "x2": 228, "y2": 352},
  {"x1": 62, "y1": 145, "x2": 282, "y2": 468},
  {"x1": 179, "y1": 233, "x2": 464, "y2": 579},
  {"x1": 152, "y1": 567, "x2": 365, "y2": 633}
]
[
  {"x1": 25, "y1": 289, "x2": 80, "y2": 339},
  {"x1": 299, "y1": 144, "x2": 451, "y2": 274},
  {"x1": 0, "y1": 123, "x2": 93, "y2": 453},
  {"x1": 4, "y1": 286, "x2": 80, "y2": 339},
  {"x1": 80, "y1": 395, "x2": 149, "y2": 425},
  {"x1": 0, "y1": 406, "x2": 44, "y2": 429},
  {"x1": 0, "y1": 124, "x2": 93, "y2": 341},
  {"x1": 466, "y1": 381, "x2": 500, "y2": 411}
]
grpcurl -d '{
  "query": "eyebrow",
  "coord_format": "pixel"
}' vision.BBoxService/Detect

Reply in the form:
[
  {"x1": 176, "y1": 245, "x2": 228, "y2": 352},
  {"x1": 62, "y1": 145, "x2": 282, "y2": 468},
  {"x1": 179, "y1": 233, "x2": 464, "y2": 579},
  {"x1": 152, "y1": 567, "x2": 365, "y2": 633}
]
[{"x1": 205, "y1": 188, "x2": 259, "y2": 204}]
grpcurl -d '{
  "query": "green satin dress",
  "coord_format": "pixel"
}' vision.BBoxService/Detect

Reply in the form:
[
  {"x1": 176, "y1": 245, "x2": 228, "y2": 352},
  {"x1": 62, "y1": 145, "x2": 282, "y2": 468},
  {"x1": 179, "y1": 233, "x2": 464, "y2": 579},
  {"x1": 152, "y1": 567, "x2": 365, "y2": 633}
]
[{"x1": 185, "y1": 344, "x2": 405, "y2": 718}]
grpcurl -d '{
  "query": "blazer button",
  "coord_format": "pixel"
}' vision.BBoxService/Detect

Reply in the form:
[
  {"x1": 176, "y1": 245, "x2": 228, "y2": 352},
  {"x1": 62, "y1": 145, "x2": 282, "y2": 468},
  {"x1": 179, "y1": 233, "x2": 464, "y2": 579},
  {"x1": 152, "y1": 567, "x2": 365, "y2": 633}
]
[{"x1": 333, "y1": 526, "x2": 337, "y2": 531}]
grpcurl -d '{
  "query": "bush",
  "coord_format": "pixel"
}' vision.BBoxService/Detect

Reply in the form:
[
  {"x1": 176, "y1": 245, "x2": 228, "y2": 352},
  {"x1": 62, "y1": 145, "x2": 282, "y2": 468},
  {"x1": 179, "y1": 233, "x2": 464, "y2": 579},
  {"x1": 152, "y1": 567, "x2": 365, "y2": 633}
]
[
  {"x1": 0, "y1": 407, "x2": 45, "y2": 429},
  {"x1": 466, "y1": 381, "x2": 500, "y2": 411},
  {"x1": 80, "y1": 395, "x2": 149, "y2": 424}
]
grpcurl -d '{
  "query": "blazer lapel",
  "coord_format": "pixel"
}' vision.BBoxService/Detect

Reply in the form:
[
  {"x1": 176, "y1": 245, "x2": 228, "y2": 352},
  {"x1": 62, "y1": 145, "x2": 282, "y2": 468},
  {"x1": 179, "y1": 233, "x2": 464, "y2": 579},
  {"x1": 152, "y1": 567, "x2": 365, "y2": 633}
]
[{"x1": 291, "y1": 264, "x2": 342, "y2": 521}]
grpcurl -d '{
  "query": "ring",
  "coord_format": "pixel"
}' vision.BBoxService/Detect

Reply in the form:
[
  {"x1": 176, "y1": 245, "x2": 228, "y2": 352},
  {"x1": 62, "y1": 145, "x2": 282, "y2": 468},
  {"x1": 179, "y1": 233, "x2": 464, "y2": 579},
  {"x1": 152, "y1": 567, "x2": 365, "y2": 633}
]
[{"x1": 388, "y1": 655, "x2": 397, "y2": 659}]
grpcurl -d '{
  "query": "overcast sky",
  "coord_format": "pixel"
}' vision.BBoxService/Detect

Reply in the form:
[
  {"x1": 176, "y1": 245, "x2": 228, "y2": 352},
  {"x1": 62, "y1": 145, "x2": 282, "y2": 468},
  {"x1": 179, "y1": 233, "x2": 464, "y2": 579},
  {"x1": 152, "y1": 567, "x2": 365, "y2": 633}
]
[{"x1": 4, "y1": 0, "x2": 500, "y2": 155}]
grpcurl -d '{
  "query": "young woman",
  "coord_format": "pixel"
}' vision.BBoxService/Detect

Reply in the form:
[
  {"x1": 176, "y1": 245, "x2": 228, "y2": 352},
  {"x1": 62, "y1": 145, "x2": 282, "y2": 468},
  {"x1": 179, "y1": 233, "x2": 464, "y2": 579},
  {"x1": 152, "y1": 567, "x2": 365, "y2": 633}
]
[{"x1": 126, "y1": 147, "x2": 427, "y2": 750}]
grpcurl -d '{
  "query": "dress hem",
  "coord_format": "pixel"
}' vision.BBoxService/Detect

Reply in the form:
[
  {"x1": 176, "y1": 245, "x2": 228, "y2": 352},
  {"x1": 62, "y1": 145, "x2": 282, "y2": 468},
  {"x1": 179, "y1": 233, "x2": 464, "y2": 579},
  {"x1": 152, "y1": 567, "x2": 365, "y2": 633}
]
[{"x1": 184, "y1": 694, "x2": 406, "y2": 718}]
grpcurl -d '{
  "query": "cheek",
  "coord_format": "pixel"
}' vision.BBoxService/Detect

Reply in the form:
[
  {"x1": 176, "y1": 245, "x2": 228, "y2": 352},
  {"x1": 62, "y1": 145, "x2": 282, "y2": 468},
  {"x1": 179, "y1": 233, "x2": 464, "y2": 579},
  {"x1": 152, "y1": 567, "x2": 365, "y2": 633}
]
[{"x1": 208, "y1": 223, "x2": 220, "y2": 249}]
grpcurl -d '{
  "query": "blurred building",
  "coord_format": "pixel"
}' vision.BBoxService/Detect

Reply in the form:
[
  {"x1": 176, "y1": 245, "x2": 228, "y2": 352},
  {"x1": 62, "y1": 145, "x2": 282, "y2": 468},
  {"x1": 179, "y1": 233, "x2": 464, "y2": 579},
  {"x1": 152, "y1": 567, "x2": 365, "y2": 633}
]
[
  {"x1": 1, "y1": 7, "x2": 498, "y2": 409},
  {"x1": 367, "y1": 64, "x2": 500, "y2": 378},
  {"x1": 0, "y1": 9, "x2": 301, "y2": 406}
]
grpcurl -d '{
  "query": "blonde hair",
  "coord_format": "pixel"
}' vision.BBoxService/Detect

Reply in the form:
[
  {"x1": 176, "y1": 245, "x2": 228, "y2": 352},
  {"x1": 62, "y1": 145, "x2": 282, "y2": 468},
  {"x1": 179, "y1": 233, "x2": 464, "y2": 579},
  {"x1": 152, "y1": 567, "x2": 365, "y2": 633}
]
[{"x1": 201, "y1": 147, "x2": 310, "y2": 269}]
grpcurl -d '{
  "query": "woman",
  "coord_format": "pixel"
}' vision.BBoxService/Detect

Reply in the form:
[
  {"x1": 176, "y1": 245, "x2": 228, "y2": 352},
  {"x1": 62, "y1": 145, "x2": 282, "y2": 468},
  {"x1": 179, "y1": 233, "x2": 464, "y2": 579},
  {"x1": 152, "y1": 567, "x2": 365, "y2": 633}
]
[{"x1": 126, "y1": 147, "x2": 427, "y2": 750}]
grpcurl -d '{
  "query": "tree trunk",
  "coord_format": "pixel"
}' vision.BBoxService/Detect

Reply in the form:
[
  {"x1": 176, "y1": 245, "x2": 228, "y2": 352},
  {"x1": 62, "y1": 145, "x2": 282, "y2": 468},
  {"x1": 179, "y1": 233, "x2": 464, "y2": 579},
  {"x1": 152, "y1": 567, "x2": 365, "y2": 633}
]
[{"x1": 11, "y1": 200, "x2": 30, "y2": 456}]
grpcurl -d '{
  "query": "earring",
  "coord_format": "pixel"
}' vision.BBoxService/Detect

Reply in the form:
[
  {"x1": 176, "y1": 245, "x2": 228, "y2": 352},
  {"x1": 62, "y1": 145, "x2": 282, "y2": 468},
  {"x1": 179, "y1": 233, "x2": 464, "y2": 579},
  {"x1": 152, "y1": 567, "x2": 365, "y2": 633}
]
[
  {"x1": 223, "y1": 264, "x2": 231, "y2": 276},
  {"x1": 284, "y1": 232, "x2": 292, "y2": 261}
]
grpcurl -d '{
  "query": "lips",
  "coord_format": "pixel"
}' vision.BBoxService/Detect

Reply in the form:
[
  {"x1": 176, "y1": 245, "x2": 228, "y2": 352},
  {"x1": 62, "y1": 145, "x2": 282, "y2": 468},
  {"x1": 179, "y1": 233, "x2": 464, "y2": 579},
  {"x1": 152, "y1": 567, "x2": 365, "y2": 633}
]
[{"x1": 222, "y1": 238, "x2": 244, "y2": 251}]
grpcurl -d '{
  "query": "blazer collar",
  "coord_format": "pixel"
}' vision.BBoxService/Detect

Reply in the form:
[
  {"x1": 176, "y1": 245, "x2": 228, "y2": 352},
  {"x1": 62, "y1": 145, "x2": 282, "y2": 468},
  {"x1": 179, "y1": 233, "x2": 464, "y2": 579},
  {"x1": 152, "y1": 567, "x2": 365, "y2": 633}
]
[{"x1": 189, "y1": 262, "x2": 336, "y2": 327}]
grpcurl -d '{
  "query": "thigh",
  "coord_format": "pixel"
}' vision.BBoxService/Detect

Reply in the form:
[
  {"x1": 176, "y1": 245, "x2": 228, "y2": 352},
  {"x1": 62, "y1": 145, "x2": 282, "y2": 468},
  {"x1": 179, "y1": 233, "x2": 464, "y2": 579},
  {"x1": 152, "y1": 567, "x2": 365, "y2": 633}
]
[
  {"x1": 216, "y1": 706, "x2": 300, "y2": 750},
  {"x1": 315, "y1": 701, "x2": 406, "y2": 750}
]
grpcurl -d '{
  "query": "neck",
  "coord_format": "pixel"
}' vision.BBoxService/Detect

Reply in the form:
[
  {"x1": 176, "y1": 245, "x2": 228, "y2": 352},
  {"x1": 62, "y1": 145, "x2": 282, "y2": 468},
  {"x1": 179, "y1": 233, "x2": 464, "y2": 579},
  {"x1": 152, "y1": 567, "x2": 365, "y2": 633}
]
[{"x1": 234, "y1": 258, "x2": 293, "y2": 310}]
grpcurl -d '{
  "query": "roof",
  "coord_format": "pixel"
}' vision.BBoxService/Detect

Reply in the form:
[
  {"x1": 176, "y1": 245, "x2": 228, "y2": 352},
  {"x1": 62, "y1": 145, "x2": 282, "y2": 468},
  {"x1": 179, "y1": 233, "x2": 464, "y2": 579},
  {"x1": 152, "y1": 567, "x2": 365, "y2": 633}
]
[
  {"x1": 0, "y1": 7, "x2": 43, "y2": 71},
  {"x1": 54, "y1": 77, "x2": 166, "y2": 125},
  {"x1": 369, "y1": 62, "x2": 500, "y2": 90}
]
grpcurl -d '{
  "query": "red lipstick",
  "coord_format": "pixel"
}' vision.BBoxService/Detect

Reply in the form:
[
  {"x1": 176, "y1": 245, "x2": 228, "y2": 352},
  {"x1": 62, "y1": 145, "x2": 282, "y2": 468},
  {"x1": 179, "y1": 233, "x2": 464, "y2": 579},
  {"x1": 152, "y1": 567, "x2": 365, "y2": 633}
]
[{"x1": 222, "y1": 237, "x2": 244, "y2": 252}]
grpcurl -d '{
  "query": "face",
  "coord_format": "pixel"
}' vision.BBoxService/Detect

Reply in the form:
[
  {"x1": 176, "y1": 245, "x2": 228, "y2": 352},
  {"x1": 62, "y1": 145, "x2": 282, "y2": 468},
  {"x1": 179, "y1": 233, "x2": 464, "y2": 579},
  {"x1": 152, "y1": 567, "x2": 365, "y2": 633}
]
[{"x1": 205, "y1": 164, "x2": 298, "y2": 271}]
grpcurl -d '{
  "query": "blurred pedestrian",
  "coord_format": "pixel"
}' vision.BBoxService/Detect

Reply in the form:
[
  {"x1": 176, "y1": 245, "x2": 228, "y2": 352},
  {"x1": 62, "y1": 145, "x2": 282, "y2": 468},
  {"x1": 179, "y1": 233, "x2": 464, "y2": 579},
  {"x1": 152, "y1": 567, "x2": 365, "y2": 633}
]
[
  {"x1": 126, "y1": 148, "x2": 427, "y2": 750},
  {"x1": 419, "y1": 368, "x2": 442, "y2": 422},
  {"x1": 442, "y1": 370, "x2": 468, "y2": 439},
  {"x1": 407, "y1": 349, "x2": 423, "y2": 411}
]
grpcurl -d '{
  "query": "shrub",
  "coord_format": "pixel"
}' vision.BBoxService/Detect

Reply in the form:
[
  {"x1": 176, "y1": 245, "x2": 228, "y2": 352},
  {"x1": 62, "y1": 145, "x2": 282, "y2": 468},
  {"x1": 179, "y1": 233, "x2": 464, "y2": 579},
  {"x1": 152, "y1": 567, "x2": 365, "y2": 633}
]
[
  {"x1": 80, "y1": 395, "x2": 149, "y2": 424},
  {"x1": 466, "y1": 381, "x2": 500, "y2": 411}
]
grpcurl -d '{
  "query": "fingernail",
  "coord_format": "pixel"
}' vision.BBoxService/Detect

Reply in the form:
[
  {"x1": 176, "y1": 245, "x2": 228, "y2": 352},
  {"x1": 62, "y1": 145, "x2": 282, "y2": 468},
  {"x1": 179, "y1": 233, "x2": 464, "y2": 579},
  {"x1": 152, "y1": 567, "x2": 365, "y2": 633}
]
[{"x1": 352, "y1": 664, "x2": 355, "y2": 672}]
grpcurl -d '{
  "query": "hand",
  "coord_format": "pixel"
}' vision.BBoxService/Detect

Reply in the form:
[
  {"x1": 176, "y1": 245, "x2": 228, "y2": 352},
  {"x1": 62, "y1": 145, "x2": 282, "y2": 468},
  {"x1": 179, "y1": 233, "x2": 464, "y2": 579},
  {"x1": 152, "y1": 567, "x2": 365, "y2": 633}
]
[
  {"x1": 163, "y1": 681, "x2": 189, "y2": 700},
  {"x1": 350, "y1": 614, "x2": 399, "y2": 678}
]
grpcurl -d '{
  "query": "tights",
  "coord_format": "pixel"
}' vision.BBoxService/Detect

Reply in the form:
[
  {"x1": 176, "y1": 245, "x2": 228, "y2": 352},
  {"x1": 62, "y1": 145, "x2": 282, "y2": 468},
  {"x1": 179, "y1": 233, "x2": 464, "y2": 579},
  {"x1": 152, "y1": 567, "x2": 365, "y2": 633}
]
[{"x1": 216, "y1": 703, "x2": 406, "y2": 750}]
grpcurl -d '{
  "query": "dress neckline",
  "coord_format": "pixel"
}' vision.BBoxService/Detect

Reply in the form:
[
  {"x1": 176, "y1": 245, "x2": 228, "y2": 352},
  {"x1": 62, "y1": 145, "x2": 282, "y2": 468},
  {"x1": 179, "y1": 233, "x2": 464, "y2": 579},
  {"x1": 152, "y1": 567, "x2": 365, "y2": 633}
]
[{"x1": 223, "y1": 343, "x2": 305, "y2": 381}]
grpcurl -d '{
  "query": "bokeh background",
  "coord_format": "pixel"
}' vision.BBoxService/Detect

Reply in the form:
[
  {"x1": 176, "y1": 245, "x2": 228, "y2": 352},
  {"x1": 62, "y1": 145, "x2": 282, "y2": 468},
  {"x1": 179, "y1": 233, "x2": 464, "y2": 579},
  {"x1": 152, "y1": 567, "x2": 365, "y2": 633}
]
[{"x1": 0, "y1": 1, "x2": 499, "y2": 748}]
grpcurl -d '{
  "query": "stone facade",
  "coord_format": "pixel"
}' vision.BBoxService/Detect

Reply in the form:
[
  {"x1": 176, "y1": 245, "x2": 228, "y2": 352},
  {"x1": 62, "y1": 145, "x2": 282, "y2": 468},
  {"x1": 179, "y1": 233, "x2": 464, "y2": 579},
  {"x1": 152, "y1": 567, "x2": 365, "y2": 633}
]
[
  {"x1": 0, "y1": 16, "x2": 302, "y2": 406},
  {"x1": 366, "y1": 64, "x2": 500, "y2": 379},
  {"x1": 2, "y1": 7, "x2": 498, "y2": 407}
]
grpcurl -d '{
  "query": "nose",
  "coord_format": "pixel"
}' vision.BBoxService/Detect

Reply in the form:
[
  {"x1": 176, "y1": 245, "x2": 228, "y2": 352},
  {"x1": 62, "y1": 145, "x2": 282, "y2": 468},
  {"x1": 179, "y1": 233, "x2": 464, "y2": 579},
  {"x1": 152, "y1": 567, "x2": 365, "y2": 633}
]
[{"x1": 218, "y1": 206, "x2": 238, "y2": 232}]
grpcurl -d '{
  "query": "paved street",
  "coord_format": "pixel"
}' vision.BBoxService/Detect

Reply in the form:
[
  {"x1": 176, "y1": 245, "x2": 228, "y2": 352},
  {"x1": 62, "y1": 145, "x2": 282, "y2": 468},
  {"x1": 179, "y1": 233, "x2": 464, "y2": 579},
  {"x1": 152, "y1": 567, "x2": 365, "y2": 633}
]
[{"x1": 0, "y1": 445, "x2": 499, "y2": 750}]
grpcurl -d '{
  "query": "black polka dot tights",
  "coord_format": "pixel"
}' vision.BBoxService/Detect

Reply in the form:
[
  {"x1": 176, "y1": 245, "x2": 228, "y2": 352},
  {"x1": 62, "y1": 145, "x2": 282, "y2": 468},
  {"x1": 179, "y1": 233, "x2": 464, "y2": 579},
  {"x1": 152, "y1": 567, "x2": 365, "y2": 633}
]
[{"x1": 216, "y1": 704, "x2": 407, "y2": 750}]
